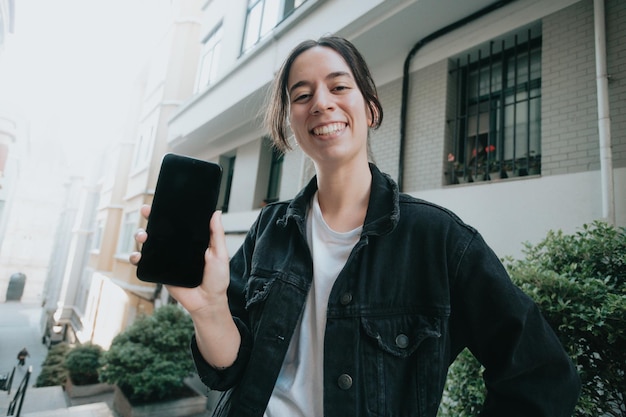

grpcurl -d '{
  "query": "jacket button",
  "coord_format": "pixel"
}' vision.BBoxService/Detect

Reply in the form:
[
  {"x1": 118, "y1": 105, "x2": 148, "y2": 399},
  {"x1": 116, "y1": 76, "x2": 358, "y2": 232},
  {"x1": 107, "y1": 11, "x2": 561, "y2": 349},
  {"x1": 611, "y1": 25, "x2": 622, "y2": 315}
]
[
  {"x1": 340, "y1": 292, "x2": 353, "y2": 305},
  {"x1": 337, "y1": 374, "x2": 353, "y2": 390},
  {"x1": 395, "y1": 333, "x2": 409, "y2": 349}
]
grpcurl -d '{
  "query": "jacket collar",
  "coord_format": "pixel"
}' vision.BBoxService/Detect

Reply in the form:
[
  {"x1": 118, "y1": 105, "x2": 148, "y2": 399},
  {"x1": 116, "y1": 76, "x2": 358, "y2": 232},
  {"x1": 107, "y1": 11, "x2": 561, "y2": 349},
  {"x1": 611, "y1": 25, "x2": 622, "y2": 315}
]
[{"x1": 279, "y1": 163, "x2": 399, "y2": 237}]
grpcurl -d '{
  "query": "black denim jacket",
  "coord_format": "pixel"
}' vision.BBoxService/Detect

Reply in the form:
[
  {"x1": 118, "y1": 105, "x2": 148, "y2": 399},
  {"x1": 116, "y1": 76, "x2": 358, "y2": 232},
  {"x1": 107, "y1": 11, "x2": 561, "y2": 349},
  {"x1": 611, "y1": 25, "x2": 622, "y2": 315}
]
[{"x1": 191, "y1": 164, "x2": 580, "y2": 417}]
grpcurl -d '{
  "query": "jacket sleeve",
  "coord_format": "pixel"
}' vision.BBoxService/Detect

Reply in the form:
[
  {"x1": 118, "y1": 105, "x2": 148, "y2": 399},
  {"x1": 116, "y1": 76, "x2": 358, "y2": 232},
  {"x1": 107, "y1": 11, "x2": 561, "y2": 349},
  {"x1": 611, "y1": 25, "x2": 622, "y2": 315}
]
[
  {"x1": 449, "y1": 231, "x2": 581, "y2": 417},
  {"x1": 189, "y1": 217, "x2": 259, "y2": 391}
]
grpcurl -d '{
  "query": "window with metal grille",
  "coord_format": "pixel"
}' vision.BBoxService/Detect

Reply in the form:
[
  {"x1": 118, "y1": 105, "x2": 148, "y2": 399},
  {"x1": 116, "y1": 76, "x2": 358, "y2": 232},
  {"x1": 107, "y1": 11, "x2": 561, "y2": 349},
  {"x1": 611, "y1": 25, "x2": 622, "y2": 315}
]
[
  {"x1": 241, "y1": 0, "x2": 307, "y2": 53},
  {"x1": 448, "y1": 25, "x2": 542, "y2": 184}
]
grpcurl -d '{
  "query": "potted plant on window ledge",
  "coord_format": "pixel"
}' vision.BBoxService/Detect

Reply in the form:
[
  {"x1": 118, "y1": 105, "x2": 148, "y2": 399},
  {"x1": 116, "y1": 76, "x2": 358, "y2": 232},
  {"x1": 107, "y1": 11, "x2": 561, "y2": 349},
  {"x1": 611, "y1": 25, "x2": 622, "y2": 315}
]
[
  {"x1": 517, "y1": 152, "x2": 541, "y2": 176},
  {"x1": 447, "y1": 153, "x2": 464, "y2": 184},
  {"x1": 528, "y1": 153, "x2": 541, "y2": 175},
  {"x1": 486, "y1": 158, "x2": 510, "y2": 181},
  {"x1": 501, "y1": 160, "x2": 514, "y2": 179}
]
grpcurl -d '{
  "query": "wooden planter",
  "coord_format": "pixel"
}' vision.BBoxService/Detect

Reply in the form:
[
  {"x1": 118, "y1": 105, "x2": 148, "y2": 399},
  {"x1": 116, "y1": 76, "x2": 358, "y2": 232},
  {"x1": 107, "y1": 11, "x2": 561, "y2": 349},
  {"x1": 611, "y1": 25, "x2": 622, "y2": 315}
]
[
  {"x1": 113, "y1": 384, "x2": 207, "y2": 417},
  {"x1": 64, "y1": 377, "x2": 114, "y2": 398}
]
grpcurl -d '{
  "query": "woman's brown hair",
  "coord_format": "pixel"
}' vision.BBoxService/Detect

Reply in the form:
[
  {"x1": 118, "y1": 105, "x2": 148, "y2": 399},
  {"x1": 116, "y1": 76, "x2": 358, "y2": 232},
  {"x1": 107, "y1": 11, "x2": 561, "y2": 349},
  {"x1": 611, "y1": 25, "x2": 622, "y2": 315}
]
[{"x1": 264, "y1": 36, "x2": 383, "y2": 153}]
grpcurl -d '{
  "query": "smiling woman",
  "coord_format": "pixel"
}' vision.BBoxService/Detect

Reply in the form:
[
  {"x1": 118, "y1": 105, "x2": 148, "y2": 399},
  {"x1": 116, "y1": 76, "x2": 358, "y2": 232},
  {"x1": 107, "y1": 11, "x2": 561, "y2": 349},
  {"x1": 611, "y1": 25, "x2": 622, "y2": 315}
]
[{"x1": 130, "y1": 35, "x2": 580, "y2": 417}]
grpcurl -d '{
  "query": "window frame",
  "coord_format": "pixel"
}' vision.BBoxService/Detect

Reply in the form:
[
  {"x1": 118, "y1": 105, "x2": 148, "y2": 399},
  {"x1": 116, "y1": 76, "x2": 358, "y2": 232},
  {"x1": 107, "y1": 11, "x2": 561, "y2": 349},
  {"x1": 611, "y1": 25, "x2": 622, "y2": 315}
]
[
  {"x1": 116, "y1": 210, "x2": 139, "y2": 256},
  {"x1": 241, "y1": 0, "x2": 307, "y2": 54},
  {"x1": 131, "y1": 120, "x2": 156, "y2": 173},
  {"x1": 92, "y1": 218, "x2": 105, "y2": 252},
  {"x1": 218, "y1": 154, "x2": 236, "y2": 213},
  {"x1": 265, "y1": 146, "x2": 284, "y2": 204},
  {"x1": 195, "y1": 23, "x2": 223, "y2": 93}
]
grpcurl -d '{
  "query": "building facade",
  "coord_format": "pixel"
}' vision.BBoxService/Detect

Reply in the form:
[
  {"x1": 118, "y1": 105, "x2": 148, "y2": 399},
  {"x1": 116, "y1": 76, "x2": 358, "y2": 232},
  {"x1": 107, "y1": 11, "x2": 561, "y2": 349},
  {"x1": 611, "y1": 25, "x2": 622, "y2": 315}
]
[
  {"x1": 48, "y1": 0, "x2": 625, "y2": 354},
  {"x1": 168, "y1": 0, "x2": 625, "y2": 260},
  {"x1": 42, "y1": 0, "x2": 204, "y2": 347}
]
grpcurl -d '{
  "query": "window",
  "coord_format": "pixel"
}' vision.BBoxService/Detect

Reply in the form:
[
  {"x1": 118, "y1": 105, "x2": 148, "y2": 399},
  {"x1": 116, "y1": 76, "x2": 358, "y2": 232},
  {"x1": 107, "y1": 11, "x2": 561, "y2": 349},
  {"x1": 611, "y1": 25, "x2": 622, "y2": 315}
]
[
  {"x1": 117, "y1": 211, "x2": 139, "y2": 255},
  {"x1": 241, "y1": 0, "x2": 307, "y2": 53},
  {"x1": 265, "y1": 146, "x2": 284, "y2": 204},
  {"x1": 195, "y1": 24, "x2": 223, "y2": 92},
  {"x1": 218, "y1": 154, "x2": 236, "y2": 213},
  {"x1": 448, "y1": 25, "x2": 541, "y2": 184},
  {"x1": 92, "y1": 218, "x2": 105, "y2": 251},
  {"x1": 131, "y1": 122, "x2": 156, "y2": 172}
]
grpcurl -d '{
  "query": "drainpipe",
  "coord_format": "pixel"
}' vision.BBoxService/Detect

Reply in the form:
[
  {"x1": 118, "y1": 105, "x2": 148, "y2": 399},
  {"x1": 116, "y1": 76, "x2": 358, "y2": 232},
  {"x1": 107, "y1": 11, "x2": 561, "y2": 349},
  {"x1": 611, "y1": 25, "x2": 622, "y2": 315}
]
[
  {"x1": 398, "y1": 0, "x2": 515, "y2": 192},
  {"x1": 593, "y1": 0, "x2": 615, "y2": 225}
]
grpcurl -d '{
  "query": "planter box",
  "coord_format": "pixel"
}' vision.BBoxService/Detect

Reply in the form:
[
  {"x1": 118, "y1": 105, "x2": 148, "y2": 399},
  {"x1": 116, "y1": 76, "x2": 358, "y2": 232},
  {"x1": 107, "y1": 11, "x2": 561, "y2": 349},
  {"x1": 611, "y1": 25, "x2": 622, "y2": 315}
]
[
  {"x1": 64, "y1": 377, "x2": 114, "y2": 398},
  {"x1": 113, "y1": 384, "x2": 207, "y2": 417}
]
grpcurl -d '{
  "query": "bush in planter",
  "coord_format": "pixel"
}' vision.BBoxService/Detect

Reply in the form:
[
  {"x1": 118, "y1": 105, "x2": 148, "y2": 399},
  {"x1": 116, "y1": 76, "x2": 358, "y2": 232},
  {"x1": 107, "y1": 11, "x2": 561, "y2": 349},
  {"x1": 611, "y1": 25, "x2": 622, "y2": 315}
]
[
  {"x1": 64, "y1": 343, "x2": 103, "y2": 385},
  {"x1": 35, "y1": 342, "x2": 70, "y2": 387},
  {"x1": 100, "y1": 304, "x2": 196, "y2": 404},
  {"x1": 438, "y1": 221, "x2": 625, "y2": 417}
]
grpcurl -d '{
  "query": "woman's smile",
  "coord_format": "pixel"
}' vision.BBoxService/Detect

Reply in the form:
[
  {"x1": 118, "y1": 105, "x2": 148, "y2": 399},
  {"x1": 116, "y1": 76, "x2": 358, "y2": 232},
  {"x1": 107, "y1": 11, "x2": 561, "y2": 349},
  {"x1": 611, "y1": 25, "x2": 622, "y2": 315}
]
[{"x1": 311, "y1": 122, "x2": 347, "y2": 137}]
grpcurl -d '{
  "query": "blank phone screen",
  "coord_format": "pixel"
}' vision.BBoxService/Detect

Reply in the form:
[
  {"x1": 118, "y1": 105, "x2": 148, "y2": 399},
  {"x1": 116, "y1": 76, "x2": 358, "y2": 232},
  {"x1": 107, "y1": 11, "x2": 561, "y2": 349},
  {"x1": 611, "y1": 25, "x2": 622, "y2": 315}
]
[{"x1": 136, "y1": 153, "x2": 222, "y2": 287}]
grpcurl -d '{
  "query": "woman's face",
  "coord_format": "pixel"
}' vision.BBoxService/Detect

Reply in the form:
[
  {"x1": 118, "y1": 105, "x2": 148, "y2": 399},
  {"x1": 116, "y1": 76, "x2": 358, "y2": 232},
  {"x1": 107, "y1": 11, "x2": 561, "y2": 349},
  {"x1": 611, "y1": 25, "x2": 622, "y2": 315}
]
[{"x1": 287, "y1": 46, "x2": 371, "y2": 169}]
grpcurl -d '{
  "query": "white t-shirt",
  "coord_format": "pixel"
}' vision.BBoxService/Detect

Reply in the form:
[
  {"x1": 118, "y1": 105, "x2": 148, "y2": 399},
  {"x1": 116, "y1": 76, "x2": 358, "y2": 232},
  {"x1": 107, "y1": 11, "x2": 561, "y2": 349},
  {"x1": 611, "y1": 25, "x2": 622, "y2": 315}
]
[{"x1": 264, "y1": 193, "x2": 362, "y2": 417}]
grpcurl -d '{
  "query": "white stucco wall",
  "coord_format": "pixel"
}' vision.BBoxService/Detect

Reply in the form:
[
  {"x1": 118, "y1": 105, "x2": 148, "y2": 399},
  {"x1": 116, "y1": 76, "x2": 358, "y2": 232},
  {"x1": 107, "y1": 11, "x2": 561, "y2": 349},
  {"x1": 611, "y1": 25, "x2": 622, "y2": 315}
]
[{"x1": 414, "y1": 167, "x2": 625, "y2": 259}]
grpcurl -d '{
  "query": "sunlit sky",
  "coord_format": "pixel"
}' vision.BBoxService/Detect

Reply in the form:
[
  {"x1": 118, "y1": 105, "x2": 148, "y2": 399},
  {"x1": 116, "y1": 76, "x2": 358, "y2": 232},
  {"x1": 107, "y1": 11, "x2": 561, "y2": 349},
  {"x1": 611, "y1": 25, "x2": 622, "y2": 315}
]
[{"x1": 0, "y1": 0, "x2": 171, "y2": 175}]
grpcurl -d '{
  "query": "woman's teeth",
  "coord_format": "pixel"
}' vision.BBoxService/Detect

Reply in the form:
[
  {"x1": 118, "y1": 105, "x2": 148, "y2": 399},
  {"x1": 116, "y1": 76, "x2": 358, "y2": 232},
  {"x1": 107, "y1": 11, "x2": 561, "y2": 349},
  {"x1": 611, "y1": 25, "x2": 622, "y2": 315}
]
[{"x1": 313, "y1": 123, "x2": 345, "y2": 136}]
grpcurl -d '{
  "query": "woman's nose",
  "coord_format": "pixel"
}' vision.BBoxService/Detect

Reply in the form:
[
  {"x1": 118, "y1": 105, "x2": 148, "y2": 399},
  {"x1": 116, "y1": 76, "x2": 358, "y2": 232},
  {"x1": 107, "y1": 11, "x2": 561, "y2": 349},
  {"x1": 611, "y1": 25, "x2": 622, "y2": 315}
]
[{"x1": 310, "y1": 89, "x2": 334, "y2": 114}]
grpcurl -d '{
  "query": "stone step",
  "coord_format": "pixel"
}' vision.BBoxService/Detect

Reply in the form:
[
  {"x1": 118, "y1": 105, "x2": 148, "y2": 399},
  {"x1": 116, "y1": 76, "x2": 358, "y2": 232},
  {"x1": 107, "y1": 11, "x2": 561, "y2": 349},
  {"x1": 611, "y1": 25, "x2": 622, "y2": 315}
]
[
  {"x1": 0, "y1": 384, "x2": 115, "y2": 417},
  {"x1": 23, "y1": 402, "x2": 114, "y2": 417},
  {"x1": 1, "y1": 385, "x2": 68, "y2": 416}
]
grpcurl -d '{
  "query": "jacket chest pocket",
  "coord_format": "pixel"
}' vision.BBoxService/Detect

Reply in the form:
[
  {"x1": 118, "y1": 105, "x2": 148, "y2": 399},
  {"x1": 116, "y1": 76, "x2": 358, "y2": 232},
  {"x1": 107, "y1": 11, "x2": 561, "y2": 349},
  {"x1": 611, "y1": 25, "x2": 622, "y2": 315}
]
[
  {"x1": 244, "y1": 274, "x2": 310, "y2": 338},
  {"x1": 360, "y1": 314, "x2": 445, "y2": 417},
  {"x1": 244, "y1": 276, "x2": 275, "y2": 334}
]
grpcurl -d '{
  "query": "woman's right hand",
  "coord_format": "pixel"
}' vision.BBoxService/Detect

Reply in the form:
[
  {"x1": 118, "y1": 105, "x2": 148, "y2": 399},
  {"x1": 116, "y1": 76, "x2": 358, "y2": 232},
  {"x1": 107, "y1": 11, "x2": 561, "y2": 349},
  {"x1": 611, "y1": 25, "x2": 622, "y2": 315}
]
[
  {"x1": 130, "y1": 204, "x2": 240, "y2": 368},
  {"x1": 129, "y1": 204, "x2": 231, "y2": 315}
]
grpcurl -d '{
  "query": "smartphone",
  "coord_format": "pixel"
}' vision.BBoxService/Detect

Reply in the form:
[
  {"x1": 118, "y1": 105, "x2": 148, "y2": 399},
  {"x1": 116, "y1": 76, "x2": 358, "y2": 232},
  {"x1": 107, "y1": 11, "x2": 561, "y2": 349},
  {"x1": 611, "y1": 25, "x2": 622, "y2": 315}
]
[{"x1": 136, "y1": 153, "x2": 222, "y2": 287}]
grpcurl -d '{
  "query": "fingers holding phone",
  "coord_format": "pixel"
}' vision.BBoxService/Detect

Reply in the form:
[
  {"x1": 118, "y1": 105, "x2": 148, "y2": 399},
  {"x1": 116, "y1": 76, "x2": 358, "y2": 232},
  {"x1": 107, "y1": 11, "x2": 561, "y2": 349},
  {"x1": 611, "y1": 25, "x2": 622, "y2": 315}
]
[
  {"x1": 129, "y1": 204, "x2": 151, "y2": 265},
  {"x1": 130, "y1": 205, "x2": 230, "y2": 311},
  {"x1": 165, "y1": 210, "x2": 231, "y2": 313}
]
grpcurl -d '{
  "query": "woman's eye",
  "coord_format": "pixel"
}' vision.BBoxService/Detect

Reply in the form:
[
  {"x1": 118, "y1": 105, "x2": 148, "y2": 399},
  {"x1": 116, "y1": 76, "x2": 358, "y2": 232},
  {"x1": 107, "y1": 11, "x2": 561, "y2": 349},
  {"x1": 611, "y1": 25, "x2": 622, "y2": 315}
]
[
  {"x1": 333, "y1": 85, "x2": 350, "y2": 92},
  {"x1": 293, "y1": 93, "x2": 310, "y2": 102}
]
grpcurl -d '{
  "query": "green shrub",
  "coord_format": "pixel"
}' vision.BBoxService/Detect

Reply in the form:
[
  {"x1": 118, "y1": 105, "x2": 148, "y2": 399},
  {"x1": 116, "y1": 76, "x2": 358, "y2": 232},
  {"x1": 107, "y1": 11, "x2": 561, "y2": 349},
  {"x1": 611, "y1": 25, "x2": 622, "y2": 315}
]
[
  {"x1": 438, "y1": 349, "x2": 485, "y2": 417},
  {"x1": 99, "y1": 304, "x2": 195, "y2": 404},
  {"x1": 64, "y1": 343, "x2": 103, "y2": 385},
  {"x1": 438, "y1": 221, "x2": 626, "y2": 417},
  {"x1": 35, "y1": 342, "x2": 70, "y2": 387}
]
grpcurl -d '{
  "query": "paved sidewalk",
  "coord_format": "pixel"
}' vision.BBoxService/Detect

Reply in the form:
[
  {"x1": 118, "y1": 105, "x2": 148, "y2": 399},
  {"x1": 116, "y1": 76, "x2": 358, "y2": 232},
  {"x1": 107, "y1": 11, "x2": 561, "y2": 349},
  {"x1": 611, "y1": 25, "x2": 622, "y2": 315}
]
[
  {"x1": 0, "y1": 301, "x2": 52, "y2": 416},
  {"x1": 0, "y1": 301, "x2": 118, "y2": 417},
  {"x1": 0, "y1": 302, "x2": 48, "y2": 387}
]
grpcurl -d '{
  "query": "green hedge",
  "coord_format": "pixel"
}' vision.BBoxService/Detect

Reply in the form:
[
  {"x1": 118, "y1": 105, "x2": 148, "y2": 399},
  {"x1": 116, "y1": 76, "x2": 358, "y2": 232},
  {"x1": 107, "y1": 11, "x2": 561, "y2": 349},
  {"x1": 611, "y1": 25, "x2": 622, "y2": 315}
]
[
  {"x1": 64, "y1": 343, "x2": 103, "y2": 385},
  {"x1": 35, "y1": 343, "x2": 70, "y2": 387},
  {"x1": 99, "y1": 304, "x2": 195, "y2": 404},
  {"x1": 439, "y1": 221, "x2": 626, "y2": 417}
]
